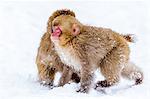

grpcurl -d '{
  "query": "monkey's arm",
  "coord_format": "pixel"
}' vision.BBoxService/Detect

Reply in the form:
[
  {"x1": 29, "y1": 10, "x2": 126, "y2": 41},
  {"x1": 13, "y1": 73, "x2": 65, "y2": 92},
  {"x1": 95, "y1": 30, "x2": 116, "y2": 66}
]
[{"x1": 75, "y1": 45, "x2": 94, "y2": 93}]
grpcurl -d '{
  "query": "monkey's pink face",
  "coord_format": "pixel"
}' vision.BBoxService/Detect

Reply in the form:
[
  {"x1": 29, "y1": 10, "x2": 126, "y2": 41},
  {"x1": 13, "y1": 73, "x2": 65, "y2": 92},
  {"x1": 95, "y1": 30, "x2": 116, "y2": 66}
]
[
  {"x1": 51, "y1": 26, "x2": 62, "y2": 39},
  {"x1": 51, "y1": 15, "x2": 81, "y2": 46}
]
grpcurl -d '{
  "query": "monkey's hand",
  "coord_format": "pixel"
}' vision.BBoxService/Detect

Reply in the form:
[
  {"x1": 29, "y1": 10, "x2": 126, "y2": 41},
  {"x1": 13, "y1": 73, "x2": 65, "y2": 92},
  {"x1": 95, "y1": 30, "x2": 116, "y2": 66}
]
[
  {"x1": 40, "y1": 79, "x2": 54, "y2": 87},
  {"x1": 94, "y1": 80, "x2": 112, "y2": 91},
  {"x1": 76, "y1": 86, "x2": 89, "y2": 93}
]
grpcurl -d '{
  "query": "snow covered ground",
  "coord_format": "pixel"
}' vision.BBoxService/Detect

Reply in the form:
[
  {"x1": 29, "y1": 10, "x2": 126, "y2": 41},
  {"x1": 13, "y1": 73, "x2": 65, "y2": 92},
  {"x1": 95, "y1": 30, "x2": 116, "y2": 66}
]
[{"x1": 0, "y1": 0, "x2": 150, "y2": 99}]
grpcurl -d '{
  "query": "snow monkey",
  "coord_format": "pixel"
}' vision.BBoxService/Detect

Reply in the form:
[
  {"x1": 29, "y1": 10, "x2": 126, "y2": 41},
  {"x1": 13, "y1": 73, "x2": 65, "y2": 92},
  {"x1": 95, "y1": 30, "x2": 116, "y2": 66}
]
[
  {"x1": 36, "y1": 9, "x2": 133, "y2": 87},
  {"x1": 36, "y1": 10, "x2": 80, "y2": 87},
  {"x1": 50, "y1": 9, "x2": 143, "y2": 93}
]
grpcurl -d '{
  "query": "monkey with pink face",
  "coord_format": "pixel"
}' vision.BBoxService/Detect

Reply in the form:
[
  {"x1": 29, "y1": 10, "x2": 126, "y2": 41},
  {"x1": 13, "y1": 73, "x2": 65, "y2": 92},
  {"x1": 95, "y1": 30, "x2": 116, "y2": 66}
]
[
  {"x1": 36, "y1": 9, "x2": 137, "y2": 88},
  {"x1": 50, "y1": 9, "x2": 143, "y2": 93}
]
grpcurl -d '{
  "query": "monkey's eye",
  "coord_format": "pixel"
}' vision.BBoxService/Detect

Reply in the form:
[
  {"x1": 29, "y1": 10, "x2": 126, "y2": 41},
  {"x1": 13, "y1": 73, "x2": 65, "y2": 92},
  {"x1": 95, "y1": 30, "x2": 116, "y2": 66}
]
[{"x1": 53, "y1": 21, "x2": 59, "y2": 26}]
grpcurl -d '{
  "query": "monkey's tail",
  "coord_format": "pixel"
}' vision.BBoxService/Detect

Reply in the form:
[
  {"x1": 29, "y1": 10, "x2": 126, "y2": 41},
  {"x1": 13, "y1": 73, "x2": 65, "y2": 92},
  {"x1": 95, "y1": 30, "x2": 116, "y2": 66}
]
[
  {"x1": 121, "y1": 34, "x2": 137, "y2": 43},
  {"x1": 121, "y1": 62, "x2": 143, "y2": 85}
]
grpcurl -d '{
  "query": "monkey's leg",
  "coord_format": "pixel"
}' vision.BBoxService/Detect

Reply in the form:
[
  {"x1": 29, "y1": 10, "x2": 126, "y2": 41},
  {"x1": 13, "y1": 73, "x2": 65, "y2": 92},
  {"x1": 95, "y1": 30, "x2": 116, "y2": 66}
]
[
  {"x1": 37, "y1": 63, "x2": 56, "y2": 86},
  {"x1": 95, "y1": 44, "x2": 129, "y2": 89},
  {"x1": 121, "y1": 62, "x2": 143, "y2": 85},
  {"x1": 58, "y1": 66, "x2": 73, "y2": 87}
]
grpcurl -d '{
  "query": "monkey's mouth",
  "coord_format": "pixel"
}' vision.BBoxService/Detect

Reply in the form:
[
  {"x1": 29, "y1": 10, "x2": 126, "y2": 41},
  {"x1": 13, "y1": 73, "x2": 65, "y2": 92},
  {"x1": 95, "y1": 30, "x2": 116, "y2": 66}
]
[{"x1": 52, "y1": 27, "x2": 62, "y2": 38}]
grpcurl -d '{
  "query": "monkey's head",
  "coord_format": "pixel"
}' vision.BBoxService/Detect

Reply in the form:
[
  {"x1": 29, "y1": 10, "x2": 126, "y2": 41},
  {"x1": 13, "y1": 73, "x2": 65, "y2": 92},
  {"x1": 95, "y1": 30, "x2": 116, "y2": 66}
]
[
  {"x1": 50, "y1": 10, "x2": 83, "y2": 46},
  {"x1": 47, "y1": 9, "x2": 76, "y2": 33}
]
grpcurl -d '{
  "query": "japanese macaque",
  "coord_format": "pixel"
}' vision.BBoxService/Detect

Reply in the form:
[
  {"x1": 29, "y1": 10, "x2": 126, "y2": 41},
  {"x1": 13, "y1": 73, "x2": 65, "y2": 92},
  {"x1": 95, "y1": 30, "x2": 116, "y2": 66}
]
[
  {"x1": 36, "y1": 10, "x2": 80, "y2": 87},
  {"x1": 50, "y1": 9, "x2": 143, "y2": 93}
]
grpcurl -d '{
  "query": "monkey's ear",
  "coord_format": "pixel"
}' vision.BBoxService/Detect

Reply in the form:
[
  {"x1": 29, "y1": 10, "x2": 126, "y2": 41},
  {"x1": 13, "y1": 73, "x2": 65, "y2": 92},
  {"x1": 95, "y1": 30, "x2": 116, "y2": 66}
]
[{"x1": 72, "y1": 24, "x2": 80, "y2": 36}]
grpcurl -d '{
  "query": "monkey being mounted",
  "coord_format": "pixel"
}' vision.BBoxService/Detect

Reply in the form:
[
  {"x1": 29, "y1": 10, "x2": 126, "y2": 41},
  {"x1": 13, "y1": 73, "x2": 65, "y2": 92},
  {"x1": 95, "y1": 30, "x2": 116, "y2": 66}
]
[{"x1": 50, "y1": 9, "x2": 143, "y2": 93}]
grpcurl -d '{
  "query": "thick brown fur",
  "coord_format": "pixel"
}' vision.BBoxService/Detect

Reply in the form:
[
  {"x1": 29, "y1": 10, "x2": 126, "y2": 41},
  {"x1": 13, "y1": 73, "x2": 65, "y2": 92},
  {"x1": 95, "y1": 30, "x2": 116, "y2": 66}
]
[
  {"x1": 36, "y1": 9, "x2": 80, "y2": 87},
  {"x1": 50, "y1": 9, "x2": 143, "y2": 93}
]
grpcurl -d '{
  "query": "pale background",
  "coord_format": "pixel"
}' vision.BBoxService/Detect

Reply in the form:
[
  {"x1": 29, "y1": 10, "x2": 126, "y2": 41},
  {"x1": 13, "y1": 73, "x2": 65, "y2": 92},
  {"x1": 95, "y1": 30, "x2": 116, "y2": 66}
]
[{"x1": 0, "y1": 0, "x2": 150, "y2": 99}]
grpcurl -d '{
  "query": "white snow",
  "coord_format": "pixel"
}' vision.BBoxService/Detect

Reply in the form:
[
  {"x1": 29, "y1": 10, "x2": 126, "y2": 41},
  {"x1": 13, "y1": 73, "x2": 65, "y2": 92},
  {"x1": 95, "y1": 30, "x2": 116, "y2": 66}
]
[{"x1": 0, "y1": 0, "x2": 150, "y2": 99}]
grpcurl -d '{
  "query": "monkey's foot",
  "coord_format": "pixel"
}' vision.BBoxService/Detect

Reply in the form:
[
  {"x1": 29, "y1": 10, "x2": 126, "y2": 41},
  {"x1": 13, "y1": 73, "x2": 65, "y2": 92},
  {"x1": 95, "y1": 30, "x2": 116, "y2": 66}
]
[
  {"x1": 40, "y1": 80, "x2": 54, "y2": 88},
  {"x1": 135, "y1": 78, "x2": 143, "y2": 85},
  {"x1": 76, "y1": 86, "x2": 89, "y2": 93},
  {"x1": 94, "y1": 80, "x2": 112, "y2": 90}
]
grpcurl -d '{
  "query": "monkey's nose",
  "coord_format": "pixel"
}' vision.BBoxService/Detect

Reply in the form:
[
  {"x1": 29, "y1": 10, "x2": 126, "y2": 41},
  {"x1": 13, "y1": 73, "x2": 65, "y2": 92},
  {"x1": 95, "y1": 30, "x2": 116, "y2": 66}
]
[{"x1": 52, "y1": 27, "x2": 62, "y2": 37}]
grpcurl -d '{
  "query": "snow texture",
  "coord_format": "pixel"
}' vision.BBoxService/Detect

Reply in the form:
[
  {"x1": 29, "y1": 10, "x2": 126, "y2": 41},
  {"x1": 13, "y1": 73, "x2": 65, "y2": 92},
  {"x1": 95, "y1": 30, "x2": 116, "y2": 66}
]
[{"x1": 0, "y1": 0, "x2": 150, "y2": 99}]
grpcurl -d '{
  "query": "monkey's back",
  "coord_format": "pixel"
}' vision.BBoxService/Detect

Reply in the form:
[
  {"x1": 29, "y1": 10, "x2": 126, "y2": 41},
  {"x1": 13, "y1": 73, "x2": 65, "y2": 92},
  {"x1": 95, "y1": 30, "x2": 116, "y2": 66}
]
[{"x1": 74, "y1": 25, "x2": 129, "y2": 67}]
